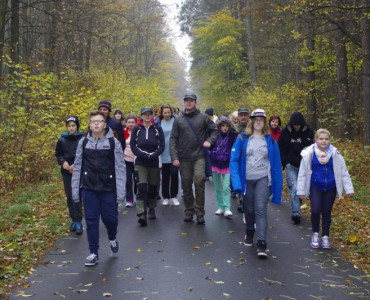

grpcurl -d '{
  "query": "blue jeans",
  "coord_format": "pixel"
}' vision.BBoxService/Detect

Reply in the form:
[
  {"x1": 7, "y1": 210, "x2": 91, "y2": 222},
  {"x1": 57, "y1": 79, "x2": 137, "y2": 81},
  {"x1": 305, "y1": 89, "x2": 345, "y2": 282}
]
[
  {"x1": 244, "y1": 177, "x2": 270, "y2": 241},
  {"x1": 285, "y1": 163, "x2": 300, "y2": 217},
  {"x1": 82, "y1": 190, "x2": 118, "y2": 255}
]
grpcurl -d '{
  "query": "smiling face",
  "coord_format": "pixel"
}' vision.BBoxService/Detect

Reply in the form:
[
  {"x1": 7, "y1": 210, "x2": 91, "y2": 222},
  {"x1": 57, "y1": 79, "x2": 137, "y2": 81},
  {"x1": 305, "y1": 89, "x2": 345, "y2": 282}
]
[
  {"x1": 114, "y1": 112, "x2": 122, "y2": 121},
  {"x1": 162, "y1": 108, "x2": 172, "y2": 121},
  {"x1": 126, "y1": 118, "x2": 136, "y2": 131},
  {"x1": 99, "y1": 106, "x2": 110, "y2": 118},
  {"x1": 66, "y1": 122, "x2": 78, "y2": 135},
  {"x1": 316, "y1": 133, "x2": 330, "y2": 151},
  {"x1": 270, "y1": 119, "x2": 279, "y2": 129},
  {"x1": 184, "y1": 98, "x2": 196, "y2": 111}
]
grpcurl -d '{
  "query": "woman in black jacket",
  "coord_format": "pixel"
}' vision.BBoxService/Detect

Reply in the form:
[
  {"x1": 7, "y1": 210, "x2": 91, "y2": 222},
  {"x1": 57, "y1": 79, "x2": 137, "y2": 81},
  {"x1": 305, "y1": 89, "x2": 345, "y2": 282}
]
[
  {"x1": 55, "y1": 116, "x2": 84, "y2": 234},
  {"x1": 130, "y1": 107, "x2": 165, "y2": 226}
]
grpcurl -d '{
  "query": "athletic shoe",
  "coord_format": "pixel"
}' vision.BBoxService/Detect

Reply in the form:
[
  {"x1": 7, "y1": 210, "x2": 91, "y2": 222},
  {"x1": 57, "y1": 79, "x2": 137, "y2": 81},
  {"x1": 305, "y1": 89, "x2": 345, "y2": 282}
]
[
  {"x1": 257, "y1": 240, "x2": 268, "y2": 258},
  {"x1": 84, "y1": 253, "x2": 99, "y2": 266},
  {"x1": 162, "y1": 199, "x2": 169, "y2": 206},
  {"x1": 244, "y1": 230, "x2": 255, "y2": 246},
  {"x1": 69, "y1": 222, "x2": 76, "y2": 232},
  {"x1": 126, "y1": 201, "x2": 134, "y2": 207},
  {"x1": 148, "y1": 208, "x2": 156, "y2": 220},
  {"x1": 196, "y1": 215, "x2": 205, "y2": 225},
  {"x1": 75, "y1": 222, "x2": 83, "y2": 235},
  {"x1": 311, "y1": 232, "x2": 319, "y2": 248},
  {"x1": 138, "y1": 214, "x2": 147, "y2": 226},
  {"x1": 109, "y1": 239, "x2": 119, "y2": 253},
  {"x1": 215, "y1": 209, "x2": 223, "y2": 215},
  {"x1": 321, "y1": 236, "x2": 331, "y2": 249},
  {"x1": 292, "y1": 215, "x2": 301, "y2": 225},
  {"x1": 243, "y1": 213, "x2": 246, "y2": 224},
  {"x1": 184, "y1": 214, "x2": 193, "y2": 222},
  {"x1": 171, "y1": 198, "x2": 180, "y2": 206},
  {"x1": 224, "y1": 210, "x2": 233, "y2": 218}
]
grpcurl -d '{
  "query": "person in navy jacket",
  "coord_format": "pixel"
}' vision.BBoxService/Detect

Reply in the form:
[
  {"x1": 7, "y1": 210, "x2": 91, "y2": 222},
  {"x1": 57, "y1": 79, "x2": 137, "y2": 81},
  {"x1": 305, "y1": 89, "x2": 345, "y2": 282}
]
[{"x1": 230, "y1": 109, "x2": 283, "y2": 258}]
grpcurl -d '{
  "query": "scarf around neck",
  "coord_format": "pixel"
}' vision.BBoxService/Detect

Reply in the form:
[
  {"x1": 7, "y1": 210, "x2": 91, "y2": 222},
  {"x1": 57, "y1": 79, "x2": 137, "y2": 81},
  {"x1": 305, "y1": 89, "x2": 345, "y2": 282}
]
[{"x1": 314, "y1": 144, "x2": 333, "y2": 164}]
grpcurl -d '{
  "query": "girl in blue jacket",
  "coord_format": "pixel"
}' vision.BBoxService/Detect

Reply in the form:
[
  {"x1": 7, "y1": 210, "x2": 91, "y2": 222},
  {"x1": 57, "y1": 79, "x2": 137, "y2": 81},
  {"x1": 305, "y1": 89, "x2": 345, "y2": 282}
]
[{"x1": 230, "y1": 109, "x2": 283, "y2": 258}]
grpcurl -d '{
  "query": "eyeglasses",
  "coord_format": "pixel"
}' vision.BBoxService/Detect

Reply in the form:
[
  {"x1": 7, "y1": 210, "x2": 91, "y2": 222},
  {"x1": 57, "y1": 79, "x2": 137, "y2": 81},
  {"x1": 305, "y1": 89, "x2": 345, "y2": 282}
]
[{"x1": 90, "y1": 120, "x2": 105, "y2": 125}]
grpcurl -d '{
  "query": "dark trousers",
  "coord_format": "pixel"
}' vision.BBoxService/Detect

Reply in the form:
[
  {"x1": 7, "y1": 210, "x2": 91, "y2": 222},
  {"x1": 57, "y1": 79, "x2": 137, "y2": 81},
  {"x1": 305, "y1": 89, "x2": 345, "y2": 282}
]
[
  {"x1": 310, "y1": 186, "x2": 336, "y2": 236},
  {"x1": 82, "y1": 190, "x2": 118, "y2": 255},
  {"x1": 161, "y1": 163, "x2": 179, "y2": 199},
  {"x1": 62, "y1": 172, "x2": 82, "y2": 222},
  {"x1": 125, "y1": 160, "x2": 136, "y2": 202}
]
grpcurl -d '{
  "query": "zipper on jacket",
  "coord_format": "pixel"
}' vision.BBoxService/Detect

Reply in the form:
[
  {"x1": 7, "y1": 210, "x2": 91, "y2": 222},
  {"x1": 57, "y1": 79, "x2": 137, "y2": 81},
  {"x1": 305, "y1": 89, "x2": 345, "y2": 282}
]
[{"x1": 95, "y1": 141, "x2": 99, "y2": 189}]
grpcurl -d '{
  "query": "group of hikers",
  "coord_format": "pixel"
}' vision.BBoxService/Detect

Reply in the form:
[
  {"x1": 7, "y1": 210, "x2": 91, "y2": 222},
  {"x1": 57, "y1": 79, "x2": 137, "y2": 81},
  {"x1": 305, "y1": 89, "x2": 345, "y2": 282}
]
[{"x1": 55, "y1": 93, "x2": 354, "y2": 266}]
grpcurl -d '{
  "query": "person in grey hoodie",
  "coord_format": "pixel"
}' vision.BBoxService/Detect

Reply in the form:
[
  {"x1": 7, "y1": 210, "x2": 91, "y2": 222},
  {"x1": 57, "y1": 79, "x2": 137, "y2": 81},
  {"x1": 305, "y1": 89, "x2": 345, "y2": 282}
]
[
  {"x1": 170, "y1": 93, "x2": 218, "y2": 225},
  {"x1": 72, "y1": 111, "x2": 126, "y2": 267}
]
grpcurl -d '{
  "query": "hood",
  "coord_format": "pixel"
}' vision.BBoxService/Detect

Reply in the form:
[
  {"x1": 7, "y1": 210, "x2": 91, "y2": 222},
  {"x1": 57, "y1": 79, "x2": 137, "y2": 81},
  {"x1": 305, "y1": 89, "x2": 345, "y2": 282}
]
[
  {"x1": 183, "y1": 108, "x2": 200, "y2": 117},
  {"x1": 217, "y1": 117, "x2": 236, "y2": 133},
  {"x1": 288, "y1": 112, "x2": 306, "y2": 127},
  {"x1": 61, "y1": 131, "x2": 84, "y2": 137},
  {"x1": 300, "y1": 143, "x2": 339, "y2": 157},
  {"x1": 86, "y1": 127, "x2": 114, "y2": 141}
]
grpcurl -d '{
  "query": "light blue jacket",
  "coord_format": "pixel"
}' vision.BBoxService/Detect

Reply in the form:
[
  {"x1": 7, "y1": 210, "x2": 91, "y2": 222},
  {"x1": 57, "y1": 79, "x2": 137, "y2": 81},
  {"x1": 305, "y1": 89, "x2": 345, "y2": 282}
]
[{"x1": 229, "y1": 133, "x2": 283, "y2": 204}]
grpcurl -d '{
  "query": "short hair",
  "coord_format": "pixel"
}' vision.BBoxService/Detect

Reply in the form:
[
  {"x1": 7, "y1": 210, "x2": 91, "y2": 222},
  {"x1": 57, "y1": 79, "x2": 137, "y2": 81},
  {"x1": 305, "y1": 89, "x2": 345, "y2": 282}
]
[
  {"x1": 89, "y1": 110, "x2": 106, "y2": 120},
  {"x1": 231, "y1": 111, "x2": 238, "y2": 119},
  {"x1": 159, "y1": 104, "x2": 173, "y2": 120},
  {"x1": 126, "y1": 113, "x2": 137, "y2": 122},
  {"x1": 245, "y1": 118, "x2": 269, "y2": 136},
  {"x1": 315, "y1": 128, "x2": 331, "y2": 140}
]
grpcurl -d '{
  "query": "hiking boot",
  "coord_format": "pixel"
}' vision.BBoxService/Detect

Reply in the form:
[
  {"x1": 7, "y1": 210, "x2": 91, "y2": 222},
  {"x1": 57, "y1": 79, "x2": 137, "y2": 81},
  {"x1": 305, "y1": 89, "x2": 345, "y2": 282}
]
[
  {"x1": 84, "y1": 253, "x2": 99, "y2": 266},
  {"x1": 311, "y1": 232, "x2": 319, "y2": 248},
  {"x1": 162, "y1": 199, "x2": 169, "y2": 206},
  {"x1": 109, "y1": 239, "x2": 119, "y2": 253},
  {"x1": 69, "y1": 222, "x2": 76, "y2": 232},
  {"x1": 171, "y1": 198, "x2": 180, "y2": 206},
  {"x1": 321, "y1": 236, "x2": 331, "y2": 249},
  {"x1": 257, "y1": 240, "x2": 268, "y2": 258},
  {"x1": 184, "y1": 214, "x2": 193, "y2": 222},
  {"x1": 244, "y1": 230, "x2": 255, "y2": 247},
  {"x1": 224, "y1": 210, "x2": 233, "y2": 218},
  {"x1": 138, "y1": 214, "x2": 147, "y2": 226},
  {"x1": 148, "y1": 208, "x2": 156, "y2": 220},
  {"x1": 196, "y1": 215, "x2": 205, "y2": 225},
  {"x1": 75, "y1": 222, "x2": 83, "y2": 235},
  {"x1": 215, "y1": 209, "x2": 223, "y2": 215},
  {"x1": 292, "y1": 215, "x2": 301, "y2": 225}
]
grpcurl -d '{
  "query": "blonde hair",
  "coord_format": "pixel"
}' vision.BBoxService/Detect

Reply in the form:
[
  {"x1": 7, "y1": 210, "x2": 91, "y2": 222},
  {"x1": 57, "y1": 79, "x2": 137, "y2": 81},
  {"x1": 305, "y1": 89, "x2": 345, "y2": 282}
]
[
  {"x1": 245, "y1": 118, "x2": 269, "y2": 136},
  {"x1": 315, "y1": 128, "x2": 331, "y2": 140}
]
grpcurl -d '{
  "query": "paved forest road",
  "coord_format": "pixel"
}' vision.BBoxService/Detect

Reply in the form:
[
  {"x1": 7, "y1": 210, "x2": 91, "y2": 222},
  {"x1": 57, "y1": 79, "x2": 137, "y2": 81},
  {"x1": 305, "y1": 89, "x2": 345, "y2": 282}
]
[{"x1": 12, "y1": 180, "x2": 369, "y2": 300}]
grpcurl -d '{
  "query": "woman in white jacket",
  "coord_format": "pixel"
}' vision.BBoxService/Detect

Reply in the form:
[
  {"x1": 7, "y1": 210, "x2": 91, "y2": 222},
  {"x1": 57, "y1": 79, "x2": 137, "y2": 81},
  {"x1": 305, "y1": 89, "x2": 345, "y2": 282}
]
[{"x1": 297, "y1": 129, "x2": 354, "y2": 249}]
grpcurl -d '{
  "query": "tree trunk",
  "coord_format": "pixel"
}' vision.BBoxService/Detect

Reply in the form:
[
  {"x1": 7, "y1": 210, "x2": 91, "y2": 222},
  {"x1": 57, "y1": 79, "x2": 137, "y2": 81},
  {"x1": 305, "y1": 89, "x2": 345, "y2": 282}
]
[
  {"x1": 10, "y1": 0, "x2": 19, "y2": 67},
  {"x1": 335, "y1": 13, "x2": 352, "y2": 140},
  {"x1": 305, "y1": 19, "x2": 317, "y2": 130},
  {"x1": 245, "y1": 0, "x2": 256, "y2": 87},
  {"x1": 361, "y1": 0, "x2": 370, "y2": 151},
  {"x1": 0, "y1": 0, "x2": 8, "y2": 76}
]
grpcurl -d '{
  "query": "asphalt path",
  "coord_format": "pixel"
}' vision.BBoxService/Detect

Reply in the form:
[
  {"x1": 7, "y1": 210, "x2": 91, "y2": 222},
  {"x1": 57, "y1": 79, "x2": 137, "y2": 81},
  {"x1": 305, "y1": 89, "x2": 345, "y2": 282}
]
[{"x1": 11, "y1": 180, "x2": 369, "y2": 300}]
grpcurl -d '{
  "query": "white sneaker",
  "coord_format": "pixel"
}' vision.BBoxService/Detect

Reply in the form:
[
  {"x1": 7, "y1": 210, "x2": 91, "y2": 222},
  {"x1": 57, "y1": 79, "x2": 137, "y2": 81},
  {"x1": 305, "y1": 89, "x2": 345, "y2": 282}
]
[
  {"x1": 162, "y1": 199, "x2": 169, "y2": 206},
  {"x1": 243, "y1": 213, "x2": 246, "y2": 224},
  {"x1": 215, "y1": 209, "x2": 223, "y2": 215},
  {"x1": 224, "y1": 210, "x2": 233, "y2": 218},
  {"x1": 171, "y1": 198, "x2": 180, "y2": 206},
  {"x1": 311, "y1": 232, "x2": 319, "y2": 248}
]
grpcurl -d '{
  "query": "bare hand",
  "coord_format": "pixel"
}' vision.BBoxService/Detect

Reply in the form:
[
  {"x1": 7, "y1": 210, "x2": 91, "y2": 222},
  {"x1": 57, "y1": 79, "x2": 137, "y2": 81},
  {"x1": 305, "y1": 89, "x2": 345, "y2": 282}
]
[
  {"x1": 62, "y1": 161, "x2": 70, "y2": 170},
  {"x1": 299, "y1": 195, "x2": 306, "y2": 201},
  {"x1": 172, "y1": 160, "x2": 180, "y2": 167},
  {"x1": 203, "y1": 141, "x2": 211, "y2": 148}
]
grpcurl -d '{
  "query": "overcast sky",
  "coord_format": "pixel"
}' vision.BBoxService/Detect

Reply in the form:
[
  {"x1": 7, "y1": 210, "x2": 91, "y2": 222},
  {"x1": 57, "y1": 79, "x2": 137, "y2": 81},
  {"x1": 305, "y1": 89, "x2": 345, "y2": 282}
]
[{"x1": 159, "y1": 0, "x2": 191, "y2": 71}]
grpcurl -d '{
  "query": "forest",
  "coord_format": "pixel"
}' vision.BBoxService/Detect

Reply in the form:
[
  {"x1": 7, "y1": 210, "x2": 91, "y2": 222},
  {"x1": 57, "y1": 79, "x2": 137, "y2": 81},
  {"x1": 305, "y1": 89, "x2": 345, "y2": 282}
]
[{"x1": 0, "y1": 0, "x2": 369, "y2": 295}]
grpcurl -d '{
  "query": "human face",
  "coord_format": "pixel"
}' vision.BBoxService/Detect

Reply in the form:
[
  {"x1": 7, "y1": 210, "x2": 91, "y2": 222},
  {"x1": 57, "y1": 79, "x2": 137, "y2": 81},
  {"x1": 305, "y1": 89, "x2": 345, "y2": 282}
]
[
  {"x1": 162, "y1": 108, "x2": 172, "y2": 121},
  {"x1": 126, "y1": 118, "x2": 136, "y2": 131},
  {"x1": 316, "y1": 133, "x2": 330, "y2": 151},
  {"x1": 220, "y1": 124, "x2": 229, "y2": 134},
  {"x1": 293, "y1": 124, "x2": 301, "y2": 131},
  {"x1": 253, "y1": 117, "x2": 265, "y2": 132},
  {"x1": 231, "y1": 116, "x2": 238, "y2": 125},
  {"x1": 67, "y1": 122, "x2": 78, "y2": 135},
  {"x1": 99, "y1": 107, "x2": 110, "y2": 118},
  {"x1": 114, "y1": 112, "x2": 122, "y2": 121},
  {"x1": 239, "y1": 113, "x2": 249, "y2": 125},
  {"x1": 90, "y1": 115, "x2": 106, "y2": 137},
  {"x1": 142, "y1": 111, "x2": 153, "y2": 124},
  {"x1": 184, "y1": 98, "x2": 196, "y2": 111},
  {"x1": 270, "y1": 119, "x2": 279, "y2": 129}
]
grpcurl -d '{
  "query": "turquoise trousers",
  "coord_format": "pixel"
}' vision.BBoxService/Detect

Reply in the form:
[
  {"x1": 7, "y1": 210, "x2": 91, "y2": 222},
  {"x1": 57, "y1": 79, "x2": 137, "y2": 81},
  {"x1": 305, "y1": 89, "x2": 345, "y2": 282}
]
[{"x1": 212, "y1": 172, "x2": 231, "y2": 211}]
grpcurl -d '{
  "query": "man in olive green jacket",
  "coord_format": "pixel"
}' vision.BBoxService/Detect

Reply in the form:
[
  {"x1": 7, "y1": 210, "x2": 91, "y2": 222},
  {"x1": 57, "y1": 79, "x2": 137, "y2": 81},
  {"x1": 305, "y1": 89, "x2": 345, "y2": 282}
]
[{"x1": 170, "y1": 93, "x2": 218, "y2": 225}]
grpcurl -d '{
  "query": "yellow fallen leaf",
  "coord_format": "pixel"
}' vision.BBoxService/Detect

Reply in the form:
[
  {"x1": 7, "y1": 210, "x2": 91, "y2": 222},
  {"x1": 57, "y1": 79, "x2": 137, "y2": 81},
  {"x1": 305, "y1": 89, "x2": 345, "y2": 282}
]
[
  {"x1": 223, "y1": 293, "x2": 231, "y2": 298},
  {"x1": 136, "y1": 277, "x2": 144, "y2": 280},
  {"x1": 204, "y1": 262, "x2": 211, "y2": 266},
  {"x1": 137, "y1": 248, "x2": 142, "y2": 252},
  {"x1": 180, "y1": 232, "x2": 188, "y2": 236},
  {"x1": 21, "y1": 294, "x2": 35, "y2": 298},
  {"x1": 101, "y1": 277, "x2": 107, "y2": 283},
  {"x1": 214, "y1": 281, "x2": 224, "y2": 284},
  {"x1": 103, "y1": 292, "x2": 112, "y2": 297},
  {"x1": 193, "y1": 246, "x2": 201, "y2": 250},
  {"x1": 60, "y1": 249, "x2": 66, "y2": 253},
  {"x1": 124, "y1": 267, "x2": 131, "y2": 272},
  {"x1": 348, "y1": 235, "x2": 357, "y2": 243}
]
